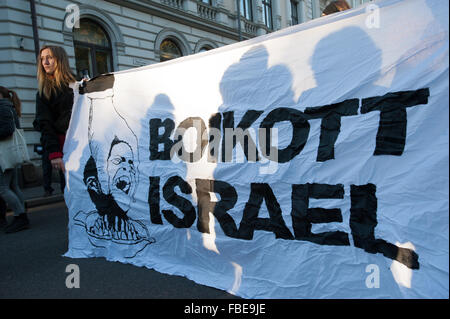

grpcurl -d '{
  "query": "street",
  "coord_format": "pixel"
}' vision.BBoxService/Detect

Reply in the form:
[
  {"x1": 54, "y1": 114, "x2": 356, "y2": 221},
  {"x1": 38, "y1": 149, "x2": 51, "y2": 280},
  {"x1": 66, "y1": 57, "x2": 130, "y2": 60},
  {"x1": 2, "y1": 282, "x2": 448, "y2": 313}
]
[{"x1": 0, "y1": 201, "x2": 239, "y2": 299}]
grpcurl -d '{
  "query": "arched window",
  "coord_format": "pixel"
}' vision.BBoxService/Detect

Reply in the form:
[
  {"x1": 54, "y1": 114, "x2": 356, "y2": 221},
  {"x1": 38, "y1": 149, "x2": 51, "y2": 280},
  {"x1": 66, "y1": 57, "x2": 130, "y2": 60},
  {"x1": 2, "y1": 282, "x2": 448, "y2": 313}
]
[
  {"x1": 262, "y1": 0, "x2": 273, "y2": 29},
  {"x1": 160, "y1": 39, "x2": 183, "y2": 62},
  {"x1": 73, "y1": 18, "x2": 113, "y2": 80},
  {"x1": 195, "y1": 39, "x2": 218, "y2": 53},
  {"x1": 199, "y1": 46, "x2": 213, "y2": 53}
]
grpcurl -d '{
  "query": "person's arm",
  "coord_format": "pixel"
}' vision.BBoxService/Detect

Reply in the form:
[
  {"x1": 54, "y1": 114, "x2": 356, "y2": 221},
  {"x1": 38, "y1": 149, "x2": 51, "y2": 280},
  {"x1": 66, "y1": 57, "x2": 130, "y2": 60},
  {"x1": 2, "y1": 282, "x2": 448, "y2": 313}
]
[
  {"x1": 53, "y1": 86, "x2": 74, "y2": 134},
  {"x1": 37, "y1": 88, "x2": 74, "y2": 173},
  {"x1": 36, "y1": 93, "x2": 61, "y2": 159}
]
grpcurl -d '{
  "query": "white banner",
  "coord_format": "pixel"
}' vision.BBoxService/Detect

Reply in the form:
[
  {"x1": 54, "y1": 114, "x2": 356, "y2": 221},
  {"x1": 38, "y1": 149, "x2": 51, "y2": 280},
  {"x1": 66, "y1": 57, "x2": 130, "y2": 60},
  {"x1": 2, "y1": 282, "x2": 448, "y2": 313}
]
[{"x1": 64, "y1": 0, "x2": 449, "y2": 298}]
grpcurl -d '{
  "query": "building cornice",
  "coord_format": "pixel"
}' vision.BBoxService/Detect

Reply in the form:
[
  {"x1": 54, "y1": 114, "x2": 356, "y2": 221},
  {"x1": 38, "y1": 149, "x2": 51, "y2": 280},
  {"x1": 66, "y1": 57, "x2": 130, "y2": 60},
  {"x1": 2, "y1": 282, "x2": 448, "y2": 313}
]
[{"x1": 105, "y1": 0, "x2": 255, "y2": 40}]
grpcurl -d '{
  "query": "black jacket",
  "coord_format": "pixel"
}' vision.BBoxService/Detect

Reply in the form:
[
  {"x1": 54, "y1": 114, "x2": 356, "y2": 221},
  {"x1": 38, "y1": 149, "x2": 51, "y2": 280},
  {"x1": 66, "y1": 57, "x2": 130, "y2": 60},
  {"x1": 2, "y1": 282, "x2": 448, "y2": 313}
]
[
  {"x1": 0, "y1": 98, "x2": 20, "y2": 140},
  {"x1": 35, "y1": 85, "x2": 74, "y2": 156}
]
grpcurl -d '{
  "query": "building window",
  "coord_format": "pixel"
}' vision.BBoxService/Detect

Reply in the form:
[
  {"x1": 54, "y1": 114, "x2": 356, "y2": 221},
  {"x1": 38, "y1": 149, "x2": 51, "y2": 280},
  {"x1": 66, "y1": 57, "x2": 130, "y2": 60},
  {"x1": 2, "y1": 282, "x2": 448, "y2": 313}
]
[
  {"x1": 73, "y1": 18, "x2": 113, "y2": 80},
  {"x1": 240, "y1": 0, "x2": 253, "y2": 21},
  {"x1": 291, "y1": 0, "x2": 299, "y2": 25},
  {"x1": 262, "y1": 0, "x2": 273, "y2": 29},
  {"x1": 160, "y1": 39, "x2": 183, "y2": 62},
  {"x1": 200, "y1": 0, "x2": 212, "y2": 4},
  {"x1": 199, "y1": 46, "x2": 212, "y2": 53}
]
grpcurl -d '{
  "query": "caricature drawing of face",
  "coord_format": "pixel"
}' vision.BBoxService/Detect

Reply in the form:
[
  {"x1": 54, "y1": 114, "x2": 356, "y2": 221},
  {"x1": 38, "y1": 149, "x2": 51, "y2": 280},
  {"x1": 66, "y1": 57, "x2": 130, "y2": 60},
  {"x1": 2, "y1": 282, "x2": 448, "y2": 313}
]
[{"x1": 107, "y1": 138, "x2": 137, "y2": 212}]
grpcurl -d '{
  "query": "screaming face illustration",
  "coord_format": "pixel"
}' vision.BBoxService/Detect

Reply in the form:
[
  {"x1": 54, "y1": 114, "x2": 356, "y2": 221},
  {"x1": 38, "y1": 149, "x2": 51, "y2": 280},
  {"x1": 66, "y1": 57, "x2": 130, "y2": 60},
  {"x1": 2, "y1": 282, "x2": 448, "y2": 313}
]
[
  {"x1": 107, "y1": 138, "x2": 137, "y2": 212},
  {"x1": 75, "y1": 155, "x2": 154, "y2": 258},
  {"x1": 74, "y1": 88, "x2": 155, "y2": 258}
]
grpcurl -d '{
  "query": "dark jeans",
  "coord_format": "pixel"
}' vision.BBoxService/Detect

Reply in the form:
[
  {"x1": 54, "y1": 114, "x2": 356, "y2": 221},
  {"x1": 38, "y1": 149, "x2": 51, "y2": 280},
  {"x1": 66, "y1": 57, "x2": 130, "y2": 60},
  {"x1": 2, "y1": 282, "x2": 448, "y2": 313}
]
[
  {"x1": 0, "y1": 167, "x2": 25, "y2": 216},
  {"x1": 42, "y1": 150, "x2": 65, "y2": 193}
]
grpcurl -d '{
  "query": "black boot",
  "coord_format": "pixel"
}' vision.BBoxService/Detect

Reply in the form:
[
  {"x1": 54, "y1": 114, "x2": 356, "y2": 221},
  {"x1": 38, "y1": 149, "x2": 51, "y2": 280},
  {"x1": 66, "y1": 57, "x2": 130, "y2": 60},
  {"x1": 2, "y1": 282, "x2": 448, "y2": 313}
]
[{"x1": 5, "y1": 213, "x2": 29, "y2": 233}]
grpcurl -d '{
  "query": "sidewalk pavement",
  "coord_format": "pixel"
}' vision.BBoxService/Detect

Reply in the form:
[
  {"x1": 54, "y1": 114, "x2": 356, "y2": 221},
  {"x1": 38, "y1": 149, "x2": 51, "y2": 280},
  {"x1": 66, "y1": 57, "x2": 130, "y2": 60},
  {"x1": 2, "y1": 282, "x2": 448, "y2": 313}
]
[{"x1": 23, "y1": 182, "x2": 64, "y2": 209}]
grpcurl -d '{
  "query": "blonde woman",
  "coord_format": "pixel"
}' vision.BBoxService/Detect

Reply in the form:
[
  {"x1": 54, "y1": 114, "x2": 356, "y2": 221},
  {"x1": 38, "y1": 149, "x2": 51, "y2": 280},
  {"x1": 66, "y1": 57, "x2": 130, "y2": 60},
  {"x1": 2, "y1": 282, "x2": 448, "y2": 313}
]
[{"x1": 36, "y1": 46, "x2": 76, "y2": 184}]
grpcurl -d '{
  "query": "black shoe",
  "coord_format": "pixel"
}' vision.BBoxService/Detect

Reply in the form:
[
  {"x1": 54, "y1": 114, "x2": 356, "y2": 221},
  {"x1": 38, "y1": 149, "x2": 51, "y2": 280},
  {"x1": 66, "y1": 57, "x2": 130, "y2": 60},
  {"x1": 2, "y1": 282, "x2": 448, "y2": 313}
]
[{"x1": 5, "y1": 214, "x2": 29, "y2": 233}]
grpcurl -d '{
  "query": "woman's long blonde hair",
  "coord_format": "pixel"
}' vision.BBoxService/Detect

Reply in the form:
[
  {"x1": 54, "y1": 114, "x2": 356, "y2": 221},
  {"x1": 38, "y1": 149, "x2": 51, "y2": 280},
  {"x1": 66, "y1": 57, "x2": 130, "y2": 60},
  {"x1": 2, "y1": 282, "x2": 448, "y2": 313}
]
[{"x1": 37, "y1": 45, "x2": 76, "y2": 100}]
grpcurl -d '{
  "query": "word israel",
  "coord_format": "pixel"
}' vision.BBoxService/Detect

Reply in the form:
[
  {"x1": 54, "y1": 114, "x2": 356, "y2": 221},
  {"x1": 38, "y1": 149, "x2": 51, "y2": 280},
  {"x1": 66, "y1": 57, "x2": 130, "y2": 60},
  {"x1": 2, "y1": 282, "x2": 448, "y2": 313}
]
[
  {"x1": 149, "y1": 88, "x2": 429, "y2": 163},
  {"x1": 149, "y1": 176, "x2": 420, "y2": 270}
]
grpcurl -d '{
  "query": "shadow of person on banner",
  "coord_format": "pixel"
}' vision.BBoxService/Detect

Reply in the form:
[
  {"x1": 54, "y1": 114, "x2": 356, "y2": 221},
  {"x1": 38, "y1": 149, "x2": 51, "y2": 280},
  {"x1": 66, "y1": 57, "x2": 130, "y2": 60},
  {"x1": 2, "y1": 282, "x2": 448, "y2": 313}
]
[
  {"x1": 300, "y1": 26, "x2": 420, "y2": 271},
  {"x1": 216, "y1": 45, "x2": 298, "y2": 182},
  {"x1": 143, "y1": 93, "x2": 197, "y2": 258},
  {"x1": 300, "y1": 26, "x2": 388, "y2": 104},
  {"x1": 211, "y1": 45, "x2": 298, "y2": 295},
  {"x1": 297, "y1": 26, "x2": 387, "y2": 164}
]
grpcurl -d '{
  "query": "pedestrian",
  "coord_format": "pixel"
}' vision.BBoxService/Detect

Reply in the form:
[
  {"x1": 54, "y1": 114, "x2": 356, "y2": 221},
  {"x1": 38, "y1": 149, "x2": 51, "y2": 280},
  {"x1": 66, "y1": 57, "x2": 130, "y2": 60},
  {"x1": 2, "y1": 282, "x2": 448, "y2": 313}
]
[
  {"x1": 36, "y1": 45, "x2": 76, "y2": 184},
  {"x1": 33, "y1": 115, "x2": 65, "y2": 197},
  {"x1": 0, "y1": 86, "x2": 28, "y2": 233},
  {"x1": 322, "y1": 0, "x2": 351, "y2": 16}
]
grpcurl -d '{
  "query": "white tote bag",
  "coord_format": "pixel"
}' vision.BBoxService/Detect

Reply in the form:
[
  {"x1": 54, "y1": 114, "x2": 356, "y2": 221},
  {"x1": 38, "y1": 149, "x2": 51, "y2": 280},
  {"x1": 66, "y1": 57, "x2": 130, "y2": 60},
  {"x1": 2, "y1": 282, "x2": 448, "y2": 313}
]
[{"x1": 0, "y1": 109, "x2": 30, "y2": 172}]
